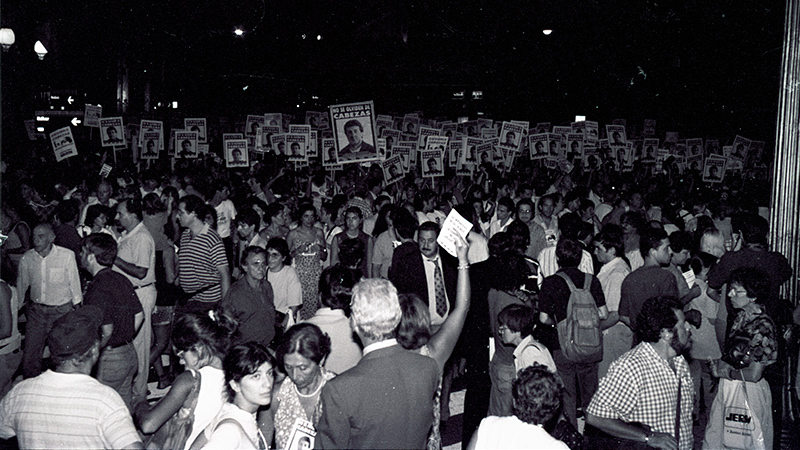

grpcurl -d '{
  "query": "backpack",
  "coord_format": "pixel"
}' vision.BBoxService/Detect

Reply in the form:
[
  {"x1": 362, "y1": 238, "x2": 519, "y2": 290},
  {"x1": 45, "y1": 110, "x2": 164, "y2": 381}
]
[{"x1": 555, "y1": 272, "x2": 603, "y2": 363}]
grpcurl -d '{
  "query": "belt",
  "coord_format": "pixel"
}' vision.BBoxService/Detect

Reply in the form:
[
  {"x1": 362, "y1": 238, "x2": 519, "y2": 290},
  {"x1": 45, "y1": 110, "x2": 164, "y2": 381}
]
[
  {"x1": 33, "y1": 302, "x2": 73, "y2": 309},
  {"x1": 108, "y1": 340, "x2": 134, "y2": 350},
  {"x1": 135, "y1": 283, "x2": 155, "y2": 290}
]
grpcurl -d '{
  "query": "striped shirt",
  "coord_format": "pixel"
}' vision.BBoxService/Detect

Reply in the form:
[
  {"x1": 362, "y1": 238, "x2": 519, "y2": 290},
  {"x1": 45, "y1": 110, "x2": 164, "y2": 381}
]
[
  {"x1": 178, "y1": 225, "x2": 228, "y2": 303},
  {"x1": 0, "y1": 370, "x2": 141, "y2": 449}
]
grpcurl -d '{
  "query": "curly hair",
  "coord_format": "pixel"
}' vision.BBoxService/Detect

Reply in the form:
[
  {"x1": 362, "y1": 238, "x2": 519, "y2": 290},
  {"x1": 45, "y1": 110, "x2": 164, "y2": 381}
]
[
  {"x1": 512, "y1": 364, "x2": 564, "y2": 425},
  {"x1": 635, "y1": 296, "x2": 682, "y2": 343}
]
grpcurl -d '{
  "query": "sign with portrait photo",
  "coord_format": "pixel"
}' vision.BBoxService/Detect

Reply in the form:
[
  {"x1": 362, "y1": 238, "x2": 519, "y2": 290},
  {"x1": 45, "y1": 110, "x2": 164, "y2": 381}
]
[
  {"x1": 422, "y1": 150, "x2": 444, "y2": 178},
  {"x1": 100, "y1": 117, "x2": 125, "y2": 147},
  {"x1": 686, "y1": 138, "x2": 703, "y2": 158},
  {"x1": 449, "y1": 137, "x2": 465, "y2": 168},
  {"x1": 703, "y1": 155, "x2": 727, "y2": 183},
  {"x1": 529, "y1": 133, "x2": 548, "y2": 160},
  {"x1": 175, "y1": 131, "x2": 199, "y2": 159},
  {"x1": 140, "y1": 120, "x2": 164, "y2": 150},
  {"x1": 50, "y1": 126, "x2": 78, "y2": 162},
  {"x1": 285, "y1": 133, "x2": 307, "y2": 162},
  {"x1": 402, "y1": 113, "x2": 420, "y2": 135},
  {"x1": 184, "y1": 118, "x2": 207, "y2": 143},
  {"x1": 224, "y1": 139, "x2": 249, "y2": 168},
  {"x1": 730, "y1": 135, "x2": 751, "y2": 162},
  {"x1": 606, "y1": 124, "x2": 627, "y2": 148},
  {"x1": 383, "y1": 155, "x2": 405, "y2": 185},
  {"x1": 329, "y1": 101, "x2": 379, "y2": 164},
  {"x1": 499, "y1": 121, "x2": 524, "y2": 152},
  {"x1": 381, "y1": 128, "x2": 401, "y2": 153},
  {"x1": 140, "y1": 131, "x2": 161, "y2": 159},
  {"x1": 246, "y1": 115, "x2": 265, "y2": 137},
  {"x1": 321, "y1": 138, "x2": 340, "y2": 169},
  {"x1": 393, "y1": 142, "x2": 413, "y2": 171}
]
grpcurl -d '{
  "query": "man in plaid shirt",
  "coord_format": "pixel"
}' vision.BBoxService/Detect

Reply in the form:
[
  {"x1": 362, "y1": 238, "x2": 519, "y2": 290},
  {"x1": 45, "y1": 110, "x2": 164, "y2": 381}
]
[{"x1": 586, "y1": 296, "x2": 694, "y2": 450}]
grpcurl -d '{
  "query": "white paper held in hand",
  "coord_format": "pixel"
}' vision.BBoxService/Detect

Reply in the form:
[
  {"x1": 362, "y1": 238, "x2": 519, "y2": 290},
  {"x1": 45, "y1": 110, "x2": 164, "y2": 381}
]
[{"x1": 437, "y1": 209, "x2": 472, "y2": 257}]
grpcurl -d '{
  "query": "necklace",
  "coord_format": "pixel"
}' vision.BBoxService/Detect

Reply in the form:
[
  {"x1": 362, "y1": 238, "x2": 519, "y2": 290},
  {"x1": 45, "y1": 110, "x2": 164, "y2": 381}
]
[{"x1": 294, "y1": 376, "x2": 324, "y2": 398}]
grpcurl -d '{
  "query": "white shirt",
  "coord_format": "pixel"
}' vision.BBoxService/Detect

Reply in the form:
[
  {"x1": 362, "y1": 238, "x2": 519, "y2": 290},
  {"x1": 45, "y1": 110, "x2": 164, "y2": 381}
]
[
  {"x1": 536, "y1": 246, "x2": 594, "y2": 288},
  {"x1": 473, "y1": 416, "x2": 569, "y2": 450},
  {"x1": 423, "y1": 254, "x2": 449, "y2": 326},
  {"x1": 596, "y1": 257, "x2": 630, "y2": 312},
  {"x1": 214, "y1": 200, "x2": 237, "y2": 239},
  {"x1": 115, "y1": 221, "x2": 156, "y2": 287},
  {"x1": 513, "y1": 335, "x2": 557, "y2": 374}
]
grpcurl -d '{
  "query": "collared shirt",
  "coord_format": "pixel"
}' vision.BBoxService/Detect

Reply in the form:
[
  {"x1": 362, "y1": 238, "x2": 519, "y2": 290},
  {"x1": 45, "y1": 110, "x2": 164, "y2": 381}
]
[
  {"x1": 362, "y1": 338, "x2": 398, "y2": 356},
  {"x1": 536, "y1": 246, "x2": 594, "y2": 289},
  {"x1": 423, "y1": 254, "x2": 449, "y2": 326},
  {"x1": 17, "y1": 245, "x2": 82, "y2": 306},
  {"x1": 114, "y1": 221, "x2": 156, "y2": 287},
  {"x1": 596, "y1": 257, "x2": 630, "y2": 312},
  {"x1": 513, "y1": 335, "x2": 556, "y2": 374},
  {"x1": 0, "y1": 370, "x2": 141, "y2": 449},
  {"x1": 587, "y1": 342, "x2": 694, "y2": 450}
]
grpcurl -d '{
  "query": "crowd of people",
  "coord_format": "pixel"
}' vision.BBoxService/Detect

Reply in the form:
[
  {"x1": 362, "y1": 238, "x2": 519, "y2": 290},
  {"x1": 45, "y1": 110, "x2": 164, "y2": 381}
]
[{"x1": 0, "y1": 115, "x2": 795, "y2": 450}]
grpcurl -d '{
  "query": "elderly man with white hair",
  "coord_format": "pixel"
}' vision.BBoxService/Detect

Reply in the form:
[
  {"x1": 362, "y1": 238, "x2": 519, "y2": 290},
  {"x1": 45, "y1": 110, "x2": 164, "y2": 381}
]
[{"x1": 315, "y1": 278, "x2": 439, "y2": 449}]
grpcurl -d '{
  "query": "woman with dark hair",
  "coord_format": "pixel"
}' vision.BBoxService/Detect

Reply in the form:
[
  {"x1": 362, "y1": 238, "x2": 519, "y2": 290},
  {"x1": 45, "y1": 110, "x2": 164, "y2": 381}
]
[
  {"x1": 468, "y1": 365, "x2": 568, "y2": 450},
  {"x1": 287, "y1": 204, "x2": 327, "y2": 320},
  {"x1": 395, "y1": 234, "x2": 470, "y2": 450},
  {"x1": 272, "y1": 323, "x2": 335, "y2": 450},
  {"x1": 487, "y1": 250, "x2": 533, "y2": 417},
  {"x1": 337, "y1": 238, "x2": 366, "y2": 274},
  {"x1": 304, "y1": 265, "x2": 362, "y2": 374},
  {"x1": 135, "y1": 312, "x2": 236, "y2": 450},
  {"x1": 266, "y1": 238, "x2": 302, "y2": 329},
  {"x1": 77, "y1": 204, "x2": 117, "y2": 239},
  {"x1": 723, "y1": 268, "x2": 778, "y2": 381},
  {"x1": 259, "y1": 202, "x2": 290, "y2": 242},
  {"x1": 193, "y1": 343, "x2": 276, "y2": 450}
]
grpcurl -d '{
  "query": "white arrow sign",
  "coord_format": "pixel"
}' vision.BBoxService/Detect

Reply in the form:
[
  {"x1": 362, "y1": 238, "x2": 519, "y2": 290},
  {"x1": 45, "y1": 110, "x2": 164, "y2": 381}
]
[
  {"x1": 71, "y1": 117, "x2": 81, "y2": 126},
  {"x1": 68, "y1": 95, "x2": 75, "y2": 105}
]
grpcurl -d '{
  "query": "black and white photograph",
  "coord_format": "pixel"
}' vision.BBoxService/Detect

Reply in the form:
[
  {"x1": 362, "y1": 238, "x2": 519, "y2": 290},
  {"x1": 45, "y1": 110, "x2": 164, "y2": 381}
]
[
  {"x1": 224, "y1": 139, "x2": 249, "y2": 167},
  {"x1": 140, "y1": 119, "x2": 164, "y2": 150},
  {"x1": 329, "y1": 101, "x2": 379, "y2": 163},
  {"x1": 246, "y1": 114, "x2": 265, "y2": 136},
  {"x1": 175, "y1": 130, "x2": 199, "y2": 159},
  {"x1": 382, "y1": 155, "x2": 404, "y2": 185},
  {"x1": 731, "y1": 135, "x2": 752, "y2": 161},
  {"x1": 703, "y1": 155, "x2": 728, "y2": 183},
  {"x1": 606, "y1": 124, "x2": 626, "y2": 148},
  {"x1": 99, "y1": 117, "x2": 125, "y2": 147},
  {"x1": 184, "y1": 118, "x2": 207, "y2": 142},
  {"x1": 49, "y1": 126, "x2": 78, "y2": 162},
  {"x1": 529, "y1": 133, "x2": 548, "y2": 160},
  {"x1": 498, "y1": 121, "x2": 524, "y2": 151},
  {"x1": 140, "y1": 131, "x2": 160, "y2": 159}
]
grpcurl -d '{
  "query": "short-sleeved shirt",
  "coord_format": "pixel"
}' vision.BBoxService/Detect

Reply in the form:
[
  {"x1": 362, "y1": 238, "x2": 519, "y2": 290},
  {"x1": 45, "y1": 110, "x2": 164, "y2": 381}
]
[
  {"x1": 266, "y1": 265, "x2": 303, "y2": 314},
  {"x1": 178, "y1": 225, "x2": 228, "y2": 303},
  {"x1": 214, "y1": 200, "x2": 237, "y2": 239},
  {"x1": 619, "y1": 265, "x2": 678, "y2": 331},
  {"x1": 114, "y1": 221, "x2": 156, "y2": 287},
  {"x1": 587, "y1": 342, "x2": 694, "y2": 450},
  {"x1": 84, "y1": 268, "x2": 143, "y2": 347},
  {"x1": 538, "y1": 268, "x2": 605, "y2": 352},
  {"x1": 0, "y1": 370, "x2": 141, "y2": 449}
]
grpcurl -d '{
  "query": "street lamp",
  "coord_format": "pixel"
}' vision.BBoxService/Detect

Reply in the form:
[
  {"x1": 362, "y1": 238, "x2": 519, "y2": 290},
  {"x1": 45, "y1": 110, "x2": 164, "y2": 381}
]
[
  {"x1": 34, "y1": 40, "x2": 48, "y2": 60},
  {"x1": 0, "y1": 28, "x2": 15, "y2": 51}
]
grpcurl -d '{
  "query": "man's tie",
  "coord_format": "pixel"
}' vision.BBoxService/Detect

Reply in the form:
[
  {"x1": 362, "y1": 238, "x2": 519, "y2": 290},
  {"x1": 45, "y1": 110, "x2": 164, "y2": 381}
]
[{"x1": 432, "y1": 259, "x2": 447, "y2": 317}]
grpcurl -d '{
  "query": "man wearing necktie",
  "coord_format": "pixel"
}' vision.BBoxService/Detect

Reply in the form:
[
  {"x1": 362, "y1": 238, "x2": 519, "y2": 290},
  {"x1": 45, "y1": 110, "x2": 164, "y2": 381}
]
[{"x1": 389, "y1": 221, "x2": 457, "y2": 331}]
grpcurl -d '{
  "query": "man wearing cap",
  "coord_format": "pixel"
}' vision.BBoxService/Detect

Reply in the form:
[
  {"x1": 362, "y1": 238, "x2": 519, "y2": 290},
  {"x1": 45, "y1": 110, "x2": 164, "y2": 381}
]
[
  {"x1": 0, "y1": 306, "x2": 143, "y2": 449},
  {"x1": 17, "y1": 223, "x2": 83, "y2": 379},
  {"x1": 113, "y1": 198, "x2": 156, "y2": 404},
  {"x1": 82, "y1": 233, "x2": 144, "y2": 410}
]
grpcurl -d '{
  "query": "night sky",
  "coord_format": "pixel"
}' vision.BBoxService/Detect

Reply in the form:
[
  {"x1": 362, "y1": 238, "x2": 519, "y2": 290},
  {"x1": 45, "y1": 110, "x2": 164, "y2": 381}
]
[{"x1": 1, "y1": 1, "x2": 787, "y2": 155}]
